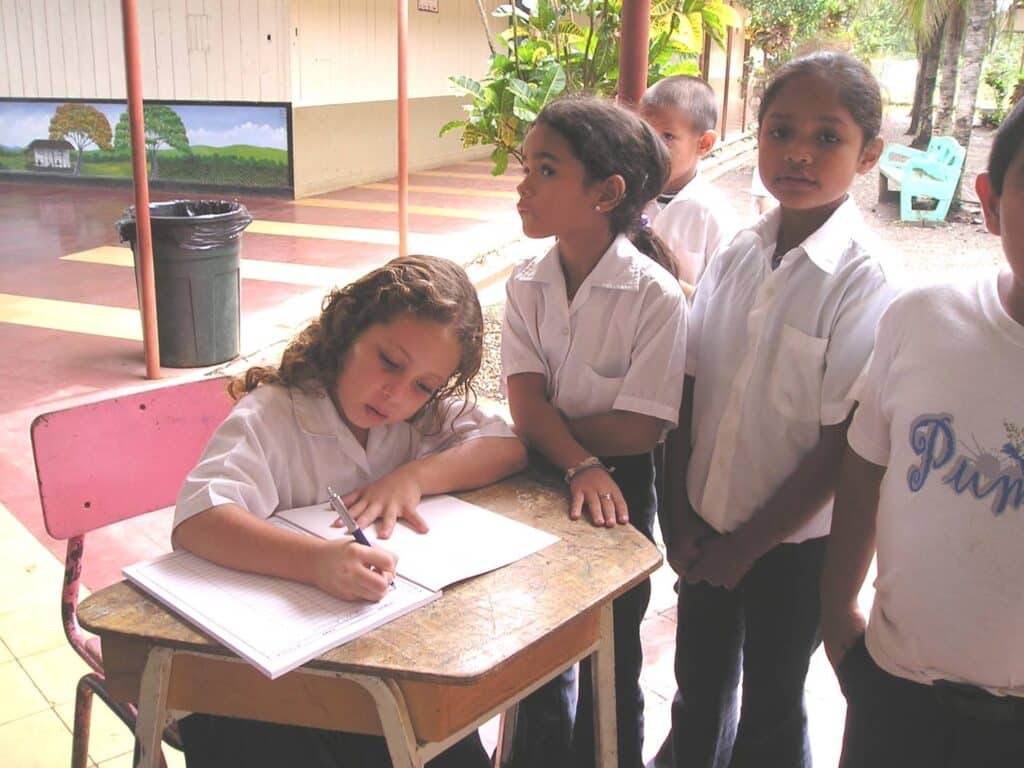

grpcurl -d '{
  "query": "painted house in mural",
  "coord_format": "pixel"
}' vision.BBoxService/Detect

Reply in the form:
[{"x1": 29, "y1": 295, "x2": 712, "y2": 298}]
[{"x1": 26, "y1": 139, "x2": 73, "y2": 171}]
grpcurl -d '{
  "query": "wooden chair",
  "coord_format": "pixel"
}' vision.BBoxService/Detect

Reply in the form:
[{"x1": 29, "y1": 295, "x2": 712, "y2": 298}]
[{"x1": 30, "y1": 376, "x2": 233, "y2": 768}]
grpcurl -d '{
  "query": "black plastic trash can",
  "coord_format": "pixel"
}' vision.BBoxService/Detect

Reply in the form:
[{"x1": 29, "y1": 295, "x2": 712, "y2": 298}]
[{"x1": 117, "y1": 200, "x2": 252, "y2": 367}]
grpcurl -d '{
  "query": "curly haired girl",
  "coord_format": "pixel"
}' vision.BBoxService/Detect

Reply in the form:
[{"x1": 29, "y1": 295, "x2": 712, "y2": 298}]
[{"x1": 173, "y1": 254, "x2": 526, "y2": 768}]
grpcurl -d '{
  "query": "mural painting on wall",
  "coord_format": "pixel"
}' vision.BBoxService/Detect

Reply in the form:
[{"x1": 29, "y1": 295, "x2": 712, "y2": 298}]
[{"x1": 0, "y1": 100, "x2": 290, "y2": 190}]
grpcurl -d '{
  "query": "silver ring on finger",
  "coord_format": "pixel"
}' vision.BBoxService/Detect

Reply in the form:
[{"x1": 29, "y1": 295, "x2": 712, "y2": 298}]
[{"x1": 600, "y1": 493, "x2": 613, "y2": 501}]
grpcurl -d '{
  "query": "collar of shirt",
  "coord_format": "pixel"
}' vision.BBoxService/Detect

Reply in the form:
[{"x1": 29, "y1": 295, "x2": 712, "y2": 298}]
[
  {"x1": 751, "y1": 195, "x2": 863, "y2": 276},
  {"x1": 518, "y1": 233, "x2": 643, "y2": 299},
  {"x1": 660, "y1": 169, "x2": 708, "y2": 208},
  {"x1": 290, "y1": 384, "x2": 374, "y2": 472}
]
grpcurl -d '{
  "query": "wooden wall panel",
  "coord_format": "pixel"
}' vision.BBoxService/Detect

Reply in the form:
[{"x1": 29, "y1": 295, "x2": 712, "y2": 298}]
[
  {"x1": 14, "y1": 0, "x2": 37, "y2": 96},
  {"x1": 0, "y1": 0, "x2": 21, "y2": 96}
]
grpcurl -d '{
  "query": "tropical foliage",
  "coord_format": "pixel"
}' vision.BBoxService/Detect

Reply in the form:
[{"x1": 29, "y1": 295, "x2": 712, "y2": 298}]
[
  {"x1": 48, "y1": 103, "x2": 112, "y2": 175},
  {"x1": 442, "y1": 0, "x2": 741, "y2": 174}
]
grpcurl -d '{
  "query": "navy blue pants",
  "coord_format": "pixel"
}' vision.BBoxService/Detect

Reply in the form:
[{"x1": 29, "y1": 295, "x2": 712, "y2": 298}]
[
  {"x1": 506, "y1": 452, "x2": 657, "y2": 768},
  {"x1": 837, "y1": 635, "x2": 1024, "y2": 768},
  {"x1": 179, "y1": 712, "x2": 490, "y2": 768},
  {"x1": 653, "y1": 536, "x2": 827, "y2": 768}
]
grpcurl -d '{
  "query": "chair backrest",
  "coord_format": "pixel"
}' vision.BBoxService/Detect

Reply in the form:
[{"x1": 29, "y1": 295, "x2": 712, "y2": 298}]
[{"x1": 32, "y1": 376, "x2": 234, "y2": 540}]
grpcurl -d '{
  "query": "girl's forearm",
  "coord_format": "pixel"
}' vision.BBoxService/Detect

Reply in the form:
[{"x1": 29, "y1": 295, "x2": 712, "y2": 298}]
[
  {"x1": 173, "y1": 503, "x2": 328, "y2": 586},
  {"x1": 567, "y1": 410, "x2": 664, "y2": 456},
  {"x1": 507, "y1": 375, "x2": 592, "y2": 471},
  {"x1": 406, "y1": 437, "x2": 528, "y2": 495}
]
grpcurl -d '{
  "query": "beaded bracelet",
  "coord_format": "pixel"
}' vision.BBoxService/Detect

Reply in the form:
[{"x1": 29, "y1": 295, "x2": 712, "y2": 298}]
[{"x1": 563, "y1": 456, "x2": 614, "y2": 485}]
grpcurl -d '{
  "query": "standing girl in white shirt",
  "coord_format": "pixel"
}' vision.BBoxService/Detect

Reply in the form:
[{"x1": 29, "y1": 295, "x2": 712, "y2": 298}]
[
  {"x1": 173, "y1": 254, "x2": 527, "y2": 768},
  {"x1": 501, "y1": 96, "x2": 688, "y2": 768},
  {"x1": 654, "y1": 52, "x2": 897, "y2": 768}
]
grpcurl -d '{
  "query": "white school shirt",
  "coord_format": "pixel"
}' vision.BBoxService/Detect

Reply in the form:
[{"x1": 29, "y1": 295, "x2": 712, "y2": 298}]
[
  {"x1": 644, "y1": 171, "x2": 738, "y2": 288},
  {"x1": 501, "y1": 233, "x2": 687, "y2": 426},
  {"x1": 686, "y1": 198, "x2": 897, "y2": 541},
  {"x1": 849, "y1": 276, "x2": 1024, "y2": 695},
  {"x1": 173, "y1": 383, "x2": 516, "y2": 527}
]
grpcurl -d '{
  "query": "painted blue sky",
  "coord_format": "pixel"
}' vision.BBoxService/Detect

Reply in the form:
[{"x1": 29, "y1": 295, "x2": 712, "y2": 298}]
[{"x1": 0, "y1": 101, "x2": 287, "y2": 150}]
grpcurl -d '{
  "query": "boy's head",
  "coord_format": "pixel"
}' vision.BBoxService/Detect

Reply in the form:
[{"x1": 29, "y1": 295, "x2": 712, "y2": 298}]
[
  {"x1": 640, "y1": 75, "x2": 719, "y2": 195},
  {"x1": 976, "y1": 98, "x2": 1024, "y2": 284}
]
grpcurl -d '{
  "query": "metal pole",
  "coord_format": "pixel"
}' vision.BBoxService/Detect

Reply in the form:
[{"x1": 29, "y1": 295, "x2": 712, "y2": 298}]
[
  {"x1": 120, "y1": 0, "x2": 160, "y2": 379},
  {"x1": 618, "y1": 0, "x2": 651, "y2": 107},
  {"x1": 397, "y1": 0, "x2": 409, "y2": 258}
]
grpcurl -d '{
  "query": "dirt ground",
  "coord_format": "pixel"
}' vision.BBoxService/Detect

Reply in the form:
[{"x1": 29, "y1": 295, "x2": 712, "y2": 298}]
[{"x1": 475, "y1": 109, "x2": 1005, "y2": 403}]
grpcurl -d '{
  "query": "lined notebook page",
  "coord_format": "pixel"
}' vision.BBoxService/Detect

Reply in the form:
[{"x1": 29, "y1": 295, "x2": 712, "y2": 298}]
[{"x1": 124, "y1": 551, "x2": 439, "y2": 679}]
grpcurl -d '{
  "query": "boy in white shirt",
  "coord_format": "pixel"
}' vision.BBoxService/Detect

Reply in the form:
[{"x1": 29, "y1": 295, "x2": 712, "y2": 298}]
[
  {"x1": 641, "y1": 75, "x2": 738, "y2": 299},
  {"x1": 821, "y1": 98, "x2": 1024, "y2": 768}
]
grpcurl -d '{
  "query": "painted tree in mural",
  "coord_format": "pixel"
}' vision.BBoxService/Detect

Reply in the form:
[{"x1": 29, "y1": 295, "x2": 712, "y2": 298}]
[
  {"x1": 114, "y1": 105, "x2": 190, "y2": 179},
  {"x1": 48, "y1": 103, "x2": 112, "y2": 176}
]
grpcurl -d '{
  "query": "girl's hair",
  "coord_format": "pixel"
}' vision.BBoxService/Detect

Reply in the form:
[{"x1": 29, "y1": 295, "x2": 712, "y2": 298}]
[
  {"x1": 988, "y1": 97, "x2": 1024, "y2": 195},
  {"x1": 230, "y1": 254, "x2": 483, "y2": 425},
  {"x1": 758, "y1": 51, "x2": 882, "y2": 146},
  {"x1": 534, "y1": 96, "x2": 678, "y2": 277}
]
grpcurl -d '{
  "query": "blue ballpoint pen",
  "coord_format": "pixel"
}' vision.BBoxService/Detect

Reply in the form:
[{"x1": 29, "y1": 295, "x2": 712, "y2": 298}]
[{"x1": 326, "y1": 485, "x2": 370, "y2": 547}]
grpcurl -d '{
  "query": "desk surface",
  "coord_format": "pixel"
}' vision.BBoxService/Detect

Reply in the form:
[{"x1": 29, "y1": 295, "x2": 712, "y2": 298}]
[{"x1": 80, "y1": 470, "x2": 662, "y2": 687}]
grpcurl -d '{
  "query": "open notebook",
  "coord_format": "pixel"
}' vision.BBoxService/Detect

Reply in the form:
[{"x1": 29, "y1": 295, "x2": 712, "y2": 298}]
[{"x1": 124, "y1": 494, "x2": 558, "y2": 679}]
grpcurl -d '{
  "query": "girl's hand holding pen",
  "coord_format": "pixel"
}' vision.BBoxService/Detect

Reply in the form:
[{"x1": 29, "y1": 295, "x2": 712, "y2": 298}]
[{"x1": 310, "y1": 539, "x2": 397, "y2": 602}]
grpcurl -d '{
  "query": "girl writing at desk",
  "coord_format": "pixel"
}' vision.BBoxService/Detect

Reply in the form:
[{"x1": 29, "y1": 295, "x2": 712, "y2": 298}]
[{"x1": 172, "y1": 254, "x2": 527, "y2": 768}]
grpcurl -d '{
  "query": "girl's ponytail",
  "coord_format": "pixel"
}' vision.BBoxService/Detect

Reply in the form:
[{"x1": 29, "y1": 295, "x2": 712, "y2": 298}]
[{"x1": 629, "y1": 219, "x2": 677, "y2": 279}]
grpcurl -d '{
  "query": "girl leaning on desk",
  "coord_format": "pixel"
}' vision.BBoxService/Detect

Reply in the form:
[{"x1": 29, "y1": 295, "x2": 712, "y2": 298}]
[{"x1": 170, "y1": 255, "x2": 527, "y2": 768}]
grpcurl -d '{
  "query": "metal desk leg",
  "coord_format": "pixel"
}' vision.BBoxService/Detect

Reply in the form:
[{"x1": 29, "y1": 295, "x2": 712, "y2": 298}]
[
  {"x1": 355, "y1": 676, "x2": 422, "y2": 768},
  {"x1": 134, "y1": 647, "x2": 174, "y2": 768},
  {"x1": 592, "y1": 602, "x2": 618, "y2": 768}
]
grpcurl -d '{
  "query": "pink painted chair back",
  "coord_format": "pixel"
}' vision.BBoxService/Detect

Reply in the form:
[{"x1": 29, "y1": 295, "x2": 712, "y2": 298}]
[{"x1": 30, "y1": 375, "x2": 234, "y2": 768}]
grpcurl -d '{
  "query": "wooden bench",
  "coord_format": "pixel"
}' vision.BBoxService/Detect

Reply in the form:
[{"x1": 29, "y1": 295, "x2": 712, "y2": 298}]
[{"x1": 877, "y1": 136, "x2": 966, "y2": 223}]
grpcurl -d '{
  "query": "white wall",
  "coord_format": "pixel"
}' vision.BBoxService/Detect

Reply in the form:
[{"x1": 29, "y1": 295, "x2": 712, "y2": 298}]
[
  {"x1": 0, "y1": 0, "x2": 291, "y2": 102},
  {"x1": 290, "y1": 0, "x2": 496, "y2": 107}
]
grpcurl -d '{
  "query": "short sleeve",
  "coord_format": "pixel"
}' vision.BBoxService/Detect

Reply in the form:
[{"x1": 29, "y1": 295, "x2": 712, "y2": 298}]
[
  {"x1": 173, "y1": 395, "x2": 281, "y2": 529},
  {"x1": 500, "y1": 276, "x2": 547, "y2": 382},
  {"x1": 847, "y1": 301, "x2": 903, "y2": 466},
  {"x1": 412, "y1": 398, "x2": 517, "y2": 458},
  {"x1": 821, "y1": 269, "x2": 900, "y2": 426},
  {"x1": 613, "y1": 282, "x2": 688, "y2": 426}
]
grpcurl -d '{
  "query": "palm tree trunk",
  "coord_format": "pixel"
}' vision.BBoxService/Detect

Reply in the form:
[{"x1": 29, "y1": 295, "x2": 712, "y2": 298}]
[
  {"x1": 934, "y1": 1, "x2": 966, "y2": 135},
  {"x1": 909, "y1": 47, "x2": 927, "y2": 135},
  {"x1": 953, "y1": 0, "x2": 997, "y2": 150},
  {"x1": 912, "y1": 23, "x2": 944, "y2": 149}
]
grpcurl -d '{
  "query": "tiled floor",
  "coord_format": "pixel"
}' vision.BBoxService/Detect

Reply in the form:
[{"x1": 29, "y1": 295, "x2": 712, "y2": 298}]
[{"x1": 0, "y1": 152, "x2": 858, "y2": 767}]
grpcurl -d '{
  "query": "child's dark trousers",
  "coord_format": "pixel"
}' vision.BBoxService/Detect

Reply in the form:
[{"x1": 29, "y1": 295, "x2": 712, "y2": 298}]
[
  {"x1": 837, "y1": 634, "x2": 1024, "y2": 768},
  {"x1": 506, "y1": 452, "x2": 657, "y2": 768},
  {"x1": 655, "y1": 535, "x2": 827, "y2": 768}
]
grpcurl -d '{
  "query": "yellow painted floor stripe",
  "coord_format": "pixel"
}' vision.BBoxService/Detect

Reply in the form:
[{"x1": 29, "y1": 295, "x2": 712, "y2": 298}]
[
  {"x1": 415, "y1": 170, "x2": 521, "y2": 183},
  {"x1": 62, "y1": 246, "x2": 357, "y2": 287},
  {"x1": 358, "y1": 183, "x2": 518, "y2": 201},
  {"x1": 0, "y1": 293, "x2": 141, "y2": 340},
  {"x1": 245, "y1": 219, "x2": 455, "y2": 252},
  {"x1": 294, "y1": 198, "x2": 495, "y2": 220}
]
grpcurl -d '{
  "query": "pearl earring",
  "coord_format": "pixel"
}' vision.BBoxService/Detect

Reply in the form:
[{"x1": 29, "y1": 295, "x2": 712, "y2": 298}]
[{"x1": 594, "y1": 205, "x2": 601, "y2": 212}]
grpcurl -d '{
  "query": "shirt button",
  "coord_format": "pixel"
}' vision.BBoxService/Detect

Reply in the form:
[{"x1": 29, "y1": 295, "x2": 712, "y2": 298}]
[{"x1": 561, "y1": 327, "x2": 569, "y2": 336}]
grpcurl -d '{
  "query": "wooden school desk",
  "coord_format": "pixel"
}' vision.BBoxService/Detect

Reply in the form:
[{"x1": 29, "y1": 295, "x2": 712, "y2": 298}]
[{"x1": 78, "y1": 469, "x2": 663, "y2": 768}]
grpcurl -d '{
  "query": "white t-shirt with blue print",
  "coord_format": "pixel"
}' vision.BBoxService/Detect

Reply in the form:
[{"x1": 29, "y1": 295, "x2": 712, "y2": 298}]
[{"x1": 849, "y1": 273, "x2": 1024, "y2": 696}]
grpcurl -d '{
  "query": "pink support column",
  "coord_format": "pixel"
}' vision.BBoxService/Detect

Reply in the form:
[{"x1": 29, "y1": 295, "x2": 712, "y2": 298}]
[
  {"x1": 397, "y1": 0, "x2": 409, "y2": 258},
  {"x1": 120, "y1": 0, "x2": 160, "y2": 379},
  {"x1": 618, "y1": 0, "x2": 652, "y2": 108}
]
